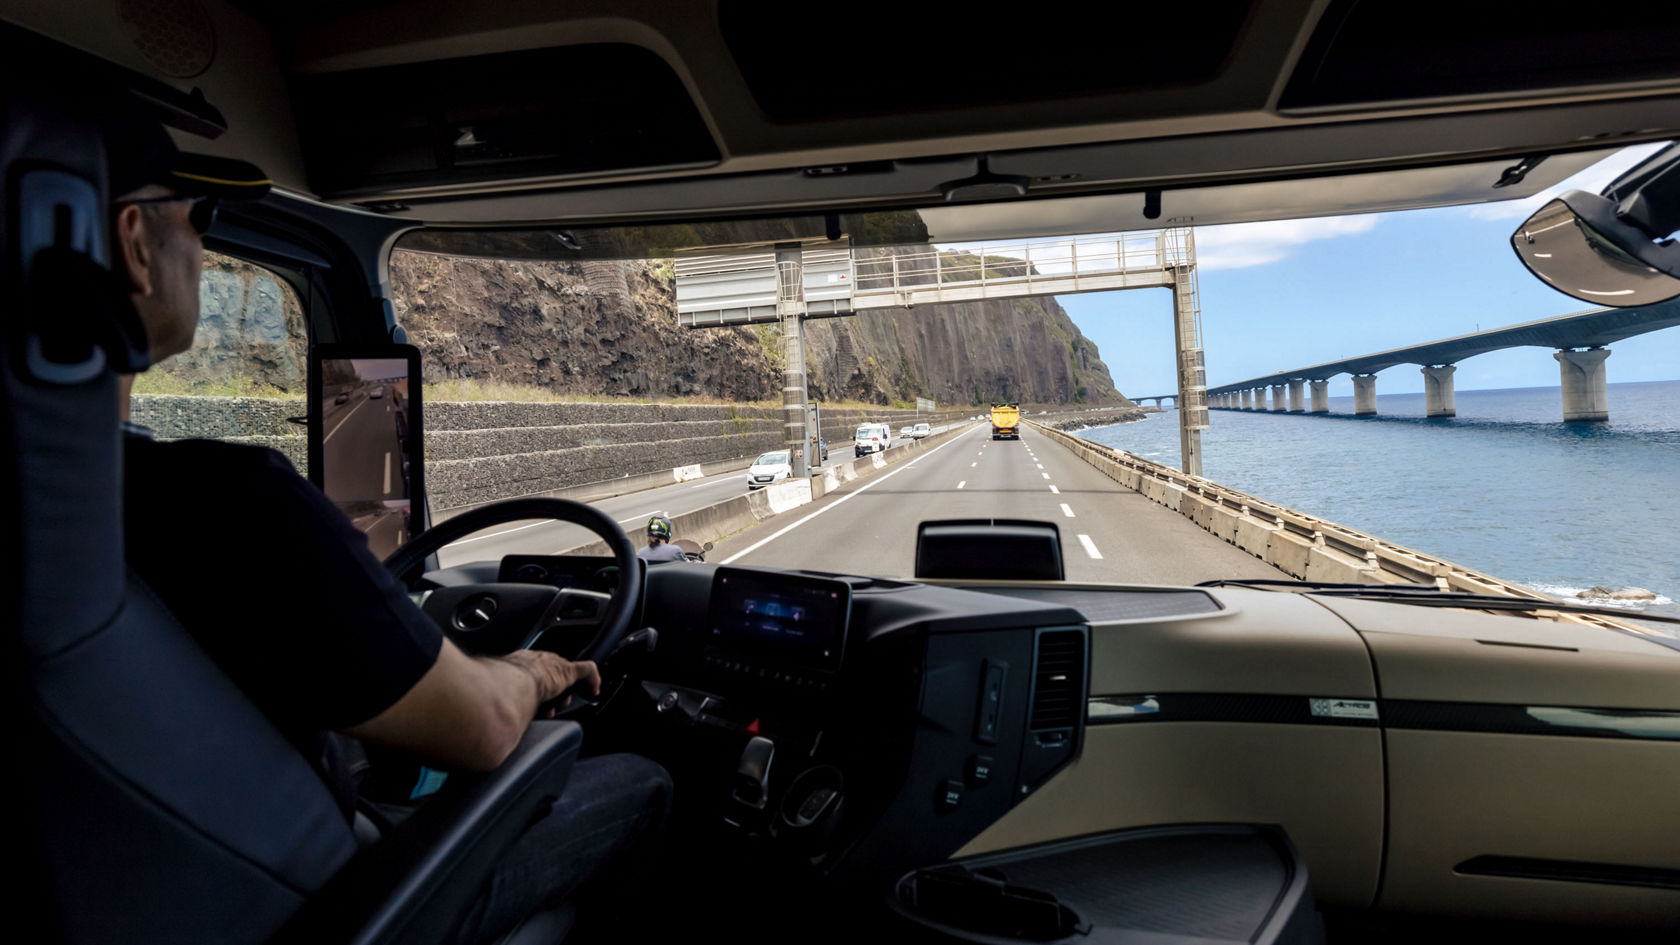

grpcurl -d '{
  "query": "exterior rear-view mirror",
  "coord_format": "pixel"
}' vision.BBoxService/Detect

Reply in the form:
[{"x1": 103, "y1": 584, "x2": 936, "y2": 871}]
[{"x1": 1511, "y1": 142, "x2": 1680, "y2": 306}]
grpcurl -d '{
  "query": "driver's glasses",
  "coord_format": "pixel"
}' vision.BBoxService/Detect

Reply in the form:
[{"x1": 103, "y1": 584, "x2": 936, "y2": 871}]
[{"x1": 116, "y1": 194, "x2": 219, "y2": 235}]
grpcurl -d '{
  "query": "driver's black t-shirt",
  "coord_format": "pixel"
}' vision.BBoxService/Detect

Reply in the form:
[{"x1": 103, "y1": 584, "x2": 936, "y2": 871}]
[{"x1": 123, "y1": 432, "x2": 443, "y2": 735}]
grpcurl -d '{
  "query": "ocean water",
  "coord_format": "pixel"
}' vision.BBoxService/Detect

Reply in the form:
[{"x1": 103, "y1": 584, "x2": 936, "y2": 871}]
[{"x1": 1076, "y1": 380, "x2": 1680, "y2": 619}]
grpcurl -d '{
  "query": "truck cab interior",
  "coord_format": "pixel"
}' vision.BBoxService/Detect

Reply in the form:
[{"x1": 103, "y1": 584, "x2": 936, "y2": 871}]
[{"x1": 6, "y1": 2, "x2": 1680, "y2": 943}]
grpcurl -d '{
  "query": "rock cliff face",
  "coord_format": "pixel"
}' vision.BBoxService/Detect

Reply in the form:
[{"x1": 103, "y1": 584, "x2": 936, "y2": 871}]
[
  {"x1": 388, "y1": 250, "x2": 1127, "y2": 406},
  {"x1": 178, "y1": 250, "x2": 1129, "y2": 407},
  {"x1": 391, "y1": 253, "x2": 780, "y2": 401}
]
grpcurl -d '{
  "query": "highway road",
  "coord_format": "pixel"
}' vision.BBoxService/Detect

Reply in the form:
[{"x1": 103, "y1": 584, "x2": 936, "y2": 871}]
[
  {"x1": 433, "y1": 431, "x2": 941, "y2": 568},
  {"x1": 710, "y1": 424, "x2": 1282, "y2": 584},
  {"x1": 323, "y1": 384, "x2": 408, "y2": 503}
]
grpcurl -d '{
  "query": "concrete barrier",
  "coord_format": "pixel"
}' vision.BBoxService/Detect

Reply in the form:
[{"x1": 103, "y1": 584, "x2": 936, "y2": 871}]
[{"x1": 1025, "y1": 419, "x2": 1560, "y2": 603}]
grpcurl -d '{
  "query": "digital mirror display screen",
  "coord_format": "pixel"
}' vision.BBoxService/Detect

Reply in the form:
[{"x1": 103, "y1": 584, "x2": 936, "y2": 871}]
[
  {"x1": 709, "y1": 568, "x2": 850, "y2": 672},
  {"x1": 310, "y1": 346, "x2": 422, "y2": 560}
]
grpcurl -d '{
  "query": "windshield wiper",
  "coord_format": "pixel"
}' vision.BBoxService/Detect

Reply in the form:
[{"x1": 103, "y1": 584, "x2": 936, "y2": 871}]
[{"x1": 1197, "y1": 579, "x2": 1680, "y2": 626}]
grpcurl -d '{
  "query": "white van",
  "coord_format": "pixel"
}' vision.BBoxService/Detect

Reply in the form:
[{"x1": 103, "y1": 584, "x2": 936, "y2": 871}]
[{"x1": 853, "y1": 423, "x2": 891, "y2": 456}]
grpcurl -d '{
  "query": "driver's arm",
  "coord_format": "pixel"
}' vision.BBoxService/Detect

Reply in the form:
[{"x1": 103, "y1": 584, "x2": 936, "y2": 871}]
[{"x1": 344, "y1": 641, "x2": 601, "y2": 771}]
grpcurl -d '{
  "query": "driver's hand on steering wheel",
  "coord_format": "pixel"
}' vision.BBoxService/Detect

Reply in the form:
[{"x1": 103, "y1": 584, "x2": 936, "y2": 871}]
[{"x1": 502, "y1": 650, "x2": 601, "y2": 716}]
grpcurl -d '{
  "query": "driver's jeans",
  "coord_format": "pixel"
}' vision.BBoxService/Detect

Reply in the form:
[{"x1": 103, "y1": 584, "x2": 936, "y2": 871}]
[{"x1": 451, "y1": 753, "x2": 672, "y2": 945}]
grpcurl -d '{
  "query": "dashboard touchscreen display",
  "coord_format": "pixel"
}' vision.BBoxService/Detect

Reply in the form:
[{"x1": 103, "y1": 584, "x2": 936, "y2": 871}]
[{"x1": 709, "y1": 568, "x2": 851, "y2": 672}]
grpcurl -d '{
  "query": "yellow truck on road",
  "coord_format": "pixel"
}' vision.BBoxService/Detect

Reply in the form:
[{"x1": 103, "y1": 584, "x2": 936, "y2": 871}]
[{"x1": 990, "y1": 403, "x2": 1020, "y2": 440}]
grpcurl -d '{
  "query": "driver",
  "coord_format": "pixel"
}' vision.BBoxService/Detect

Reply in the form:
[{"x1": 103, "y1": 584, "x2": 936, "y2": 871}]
[
  {"x1": 636, "y1": 514, "x2": 689, "y2": 563},
  {"x1": 102, "y1": 93, "x2": 669, "y2": 944}
]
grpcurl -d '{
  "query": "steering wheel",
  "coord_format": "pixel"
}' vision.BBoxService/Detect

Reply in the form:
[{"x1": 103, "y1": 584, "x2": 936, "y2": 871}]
[{"x1": 383, "y1": 498, "x2": 642, "y2": 666}]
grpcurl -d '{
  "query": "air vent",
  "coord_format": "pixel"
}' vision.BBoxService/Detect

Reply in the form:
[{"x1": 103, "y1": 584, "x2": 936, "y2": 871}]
[{"x1": 1029, "y1": 630, "x2": 1085, "y2": 730}]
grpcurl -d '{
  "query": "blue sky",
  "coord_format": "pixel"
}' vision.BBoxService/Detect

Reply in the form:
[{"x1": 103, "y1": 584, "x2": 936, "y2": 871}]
[{"x1": 1057, "y1": 147, "x2": 1680, "y2": 399}]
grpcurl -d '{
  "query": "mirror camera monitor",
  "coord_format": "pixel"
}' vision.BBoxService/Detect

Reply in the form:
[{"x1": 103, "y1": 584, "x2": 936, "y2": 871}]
[{"x1": 308, "y1": 344, "x2": 424, "y2": 560}]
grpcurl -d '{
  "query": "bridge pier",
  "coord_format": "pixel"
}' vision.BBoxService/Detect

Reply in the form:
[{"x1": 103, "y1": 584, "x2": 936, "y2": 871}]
[
  {"x1": 1310, "y1": 379, "x2": 1329, "y2": 413},
  {"x1": 1555, "y1": 348, "x2": 1611, "y2": 422},
  {"x1": 1287, "y1": 378, "x2": 1304, "y2": 413},
  {"x1": 1271, "y1": 384, "x2": 1287, "y2": 412},
  {"x1": 1352, "y1": 374, "x2": 1378, "y2": 415},
  {"x1": 1240, "y1": 389, "x2": 1251, "y2": 409},
  {"x1": 1421, "y1": 364, "x2": 1457, "y2": 418}
]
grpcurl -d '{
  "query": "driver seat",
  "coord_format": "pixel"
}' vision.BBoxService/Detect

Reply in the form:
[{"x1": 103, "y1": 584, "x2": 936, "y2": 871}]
[{"x1": 3, "y1": 68, "x2": 581, "y2": 944}]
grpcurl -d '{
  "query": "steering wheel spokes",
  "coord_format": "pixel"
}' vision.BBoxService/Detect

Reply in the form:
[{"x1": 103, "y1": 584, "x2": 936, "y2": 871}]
[{"x1": 383, "y1": 498, "x2": 643, "y2": 664}]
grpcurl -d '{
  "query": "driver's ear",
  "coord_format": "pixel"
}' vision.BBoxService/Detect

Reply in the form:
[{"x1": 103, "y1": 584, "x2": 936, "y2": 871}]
[{"x1": 112, "y1": 203, "x2": 154, "y2": 298}]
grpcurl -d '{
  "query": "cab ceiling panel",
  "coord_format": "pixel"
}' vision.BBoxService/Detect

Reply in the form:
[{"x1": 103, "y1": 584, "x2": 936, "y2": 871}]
[
  {"x1": 291, "y1": 43, "x2": 720, "y2": 200},
  {"x1": 716, "y1": 1, "x2": 1256, "y2": 122},
  {"x1": 1281, "y1": 0, "x2": 1680, "y2": 111}
]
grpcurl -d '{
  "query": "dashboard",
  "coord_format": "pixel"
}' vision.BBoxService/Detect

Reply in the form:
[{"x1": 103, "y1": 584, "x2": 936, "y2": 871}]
[
  {"x1": 426, "y1": 552, "x2": 1095, "y2": 888},
  {"x1": 420, "y1": 552, "x2": 1680, "y2": 931}
]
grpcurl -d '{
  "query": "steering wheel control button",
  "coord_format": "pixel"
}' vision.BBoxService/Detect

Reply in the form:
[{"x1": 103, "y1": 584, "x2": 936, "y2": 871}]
[
  {"x1": 974, "y1": 660, "x2": 1008, "y2": 745},
  {"x1": 967, "y1": 755, "x2": 993, "y2": 786},
  {"x1": 937, "y1": 779, "x2": 964, "y2": 812},
  {"x1": 451, "y1": 593, "x2": 498, "y2": 632}
]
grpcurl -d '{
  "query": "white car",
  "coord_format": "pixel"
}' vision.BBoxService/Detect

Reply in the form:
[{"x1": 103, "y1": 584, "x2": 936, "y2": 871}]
[
  {"x1": 745, "y1": 450, "x2": 792, "y2": 489},
  {"x1": 910, "y1": 423, "x2": 930, "y2": 439},
  {"x1": 899, "y1": 425, "x2": 913, "y2": 438},
  {"x1": 853, "y1": 423, "x2": 891, "y2": 456}
]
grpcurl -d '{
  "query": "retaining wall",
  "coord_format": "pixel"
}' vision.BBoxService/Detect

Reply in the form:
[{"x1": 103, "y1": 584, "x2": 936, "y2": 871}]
[{"x1": 1026, "y1": 420, "x2": 1557, "y2": 601}]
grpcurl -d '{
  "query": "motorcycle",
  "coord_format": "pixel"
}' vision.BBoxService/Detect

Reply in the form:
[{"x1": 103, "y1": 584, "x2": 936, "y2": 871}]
[{"x1": 673, "y1": 538, "x2": 714, "y2": 562}]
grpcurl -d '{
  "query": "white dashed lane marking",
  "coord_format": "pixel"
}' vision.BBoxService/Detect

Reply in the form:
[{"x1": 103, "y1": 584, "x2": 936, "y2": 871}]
[
  {"x1": 1041, "y1": 473, "x2": 1050, "y2": 479},
  {"x1": 1078, "y1": 534, "x2": 1103, "y2": 559},
  {"x1": 1036, "y1": 463, "x2": 1044, "y2": 469},
  {"x1": 1049, "y1": 485, "x2": 1059, "y2": 494},
  {"x1": 1060, "y1": 503, "x2": 1075, "y2": 517},
  {"x1": 957, "y1": 481, "x2": 966, "y2": 489}
]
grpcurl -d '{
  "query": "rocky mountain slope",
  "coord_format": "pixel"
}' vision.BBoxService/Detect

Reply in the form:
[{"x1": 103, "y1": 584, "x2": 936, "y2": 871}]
[
  {"x1": 389, "y1": 250, "x2": 1128, "y2": 407},
  {"x1": 168, "y1": 250, "x2": 1129, "y2": 408}
]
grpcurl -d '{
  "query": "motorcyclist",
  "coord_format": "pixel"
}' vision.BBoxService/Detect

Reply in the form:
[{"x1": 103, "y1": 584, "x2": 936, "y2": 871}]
[{"x1": 636, "y1": 514, "x2": 689, "y2": 563}]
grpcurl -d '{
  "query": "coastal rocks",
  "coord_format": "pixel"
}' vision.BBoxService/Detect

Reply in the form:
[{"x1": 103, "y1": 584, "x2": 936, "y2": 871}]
[
  {"x1": 1578, "y1": 585, "x2": 1658, "y2": 601},
  {"x1": 1038, "y1": 406, "x2": 1148, "y2": 432}
]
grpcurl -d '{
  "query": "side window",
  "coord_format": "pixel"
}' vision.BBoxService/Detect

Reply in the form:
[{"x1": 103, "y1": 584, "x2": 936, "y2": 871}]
[{"x1": 128, "y1": 249, "x2": 308, "y2": 471}]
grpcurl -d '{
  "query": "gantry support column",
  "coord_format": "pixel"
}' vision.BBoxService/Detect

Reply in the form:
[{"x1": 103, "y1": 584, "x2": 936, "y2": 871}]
[
  {"x1": 1309, "y1": 379, "x2": 1329, "y2": 414},
  {"x1": 1352, "y1": 374, "x2": 1378, "y2": 416},
  {"x1": 1287, "y1": 378, "x2": 1304, "y2": 413},
  {"x1": 1271, "y1": 384, "x2": 1287, "y2": 412},
  {"x1": 1555, "y1": 348, "x2": 1611, "y2": 422},
  {"x1": 1421, "y1": 364, "x2": 1457, "y2": 418},
  {"x1": 776, "y1": 244, "x2": 811, "y2": 477}
]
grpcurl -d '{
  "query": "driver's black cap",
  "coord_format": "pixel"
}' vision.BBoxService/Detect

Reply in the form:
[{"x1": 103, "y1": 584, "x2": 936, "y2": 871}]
[{"x1": 100, "y1": 91, "x2": 271, "y2": 201}]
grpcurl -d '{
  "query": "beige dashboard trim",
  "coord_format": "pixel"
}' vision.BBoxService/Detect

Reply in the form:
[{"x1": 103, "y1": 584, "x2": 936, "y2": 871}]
[{"x1": 956, "y1": 722, "x2": 1384, "y2": 909}]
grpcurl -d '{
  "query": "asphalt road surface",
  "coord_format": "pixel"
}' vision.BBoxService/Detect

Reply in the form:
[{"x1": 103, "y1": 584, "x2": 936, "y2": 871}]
[
  {"x1": 433, "y1": 432, "x2": 934, "y2": 568},
  {"x1": 323, "y1": 385, "x2": 407, "y2": 503},
  {"x1": 709, "y1": 424, "x2": 1283, "y2": 584}
]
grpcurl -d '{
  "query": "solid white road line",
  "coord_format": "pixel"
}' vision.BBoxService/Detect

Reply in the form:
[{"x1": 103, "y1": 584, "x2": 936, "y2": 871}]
[
  {"x1": 1060, "y1": 503, "x2": 1075, "y2": 517},
  {"x1": 1078, "y1": 534, "x2": 1103, "y2": 559},
  {"x1": 322, "y1": 396, "x2": 368, "y2": 443},
  {"x1": 720, "y1": 425, "x2": 976, "y2": 564},
  {"x1": 448, "y1": 520, "x2": 549, "y2": 545},
  {"x1": 1049, "y1": 485, "x2": 1060, "y2": 494}
]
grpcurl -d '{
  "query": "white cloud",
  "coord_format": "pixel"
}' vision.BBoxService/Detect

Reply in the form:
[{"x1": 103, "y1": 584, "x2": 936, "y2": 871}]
[
  {"x1": 1461, "y1": 141, "x2": 1672, "y2": 222},
  {"x1": 1193, "y1": 215, "x2": 1381, "y2": 270}
]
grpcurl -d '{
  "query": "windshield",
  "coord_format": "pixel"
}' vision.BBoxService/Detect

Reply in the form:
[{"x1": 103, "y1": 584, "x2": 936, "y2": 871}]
[{"x1": 379, "y1": 148, "x2": 1677, "y2": 629}]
